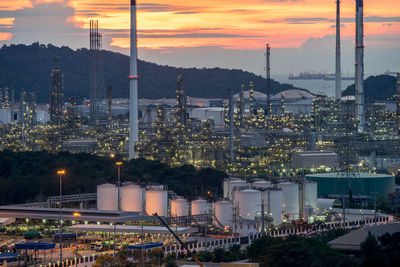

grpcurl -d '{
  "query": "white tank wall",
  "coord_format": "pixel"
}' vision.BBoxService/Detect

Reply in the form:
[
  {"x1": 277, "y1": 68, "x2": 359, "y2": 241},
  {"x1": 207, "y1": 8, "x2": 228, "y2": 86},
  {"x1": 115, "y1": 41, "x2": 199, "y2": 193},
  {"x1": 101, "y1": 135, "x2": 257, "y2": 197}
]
[
  {"x1": 171, "y1": 198, "x2": 189, "y2": 217},
  {"x1": 120, "y1": 184, "x2": 143, "y2": 212},
  {"x1": 237, "y1": 189, "x2": 262, "y2": 220},
  {"x1": 97, "y1": 184, "x2": 118, "y2": 211},
  {"x1": 213, "y1": 200, "x2": 232, "y2": 228},
  {"x1": 225, "y1": 179, "x2": 247, "y2": 200},
  {"x1": 279, "y1": 182, "x2": 299, "y2": 220},
  {"x1": 304, "y1": 181, "x2": 318, "y2": 210},
  {"x1": 191, "y1": 199, "x2": 209, "y2": 215},
  {"x1": 252, "y1": 180, "x2": 272, "y2": 189},
  {"x1": 145, "y1": 190, "x2": 168, "y2": 217},
  {"x1": 262, "y1": 189, "x2": 283, "y2": 226}
]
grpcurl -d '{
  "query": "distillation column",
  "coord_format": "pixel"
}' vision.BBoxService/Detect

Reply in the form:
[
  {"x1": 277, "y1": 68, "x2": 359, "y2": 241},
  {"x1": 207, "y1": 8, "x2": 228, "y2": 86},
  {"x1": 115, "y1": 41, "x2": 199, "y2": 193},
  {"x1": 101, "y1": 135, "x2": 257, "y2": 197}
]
[
  {"x1": 129, "y1": 0, "x2": 139, "y2": 159},
  {"x1": 354, "y1": 0, "x2": 365, "y2": 132}
]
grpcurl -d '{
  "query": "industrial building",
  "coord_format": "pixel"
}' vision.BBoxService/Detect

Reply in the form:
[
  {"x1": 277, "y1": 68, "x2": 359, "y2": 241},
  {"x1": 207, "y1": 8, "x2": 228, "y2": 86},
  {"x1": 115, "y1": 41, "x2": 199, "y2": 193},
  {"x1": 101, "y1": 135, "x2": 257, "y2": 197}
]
[{"x1": 292, "y1": 151, "x2": 339, "y2": 169}]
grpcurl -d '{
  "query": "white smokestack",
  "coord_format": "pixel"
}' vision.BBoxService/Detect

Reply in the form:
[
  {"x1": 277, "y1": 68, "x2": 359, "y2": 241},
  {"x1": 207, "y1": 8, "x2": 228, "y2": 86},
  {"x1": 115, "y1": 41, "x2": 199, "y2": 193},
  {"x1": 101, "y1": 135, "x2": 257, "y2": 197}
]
[
  {"x1": 335, "y1": 0, "x2": 341, "y2": 101},
  {"x1": 355, "y1": 0, "x2": 364, "y2": 132},
  {"x1": 129, "y1": 0, "x2": 139, "y2": 159}
]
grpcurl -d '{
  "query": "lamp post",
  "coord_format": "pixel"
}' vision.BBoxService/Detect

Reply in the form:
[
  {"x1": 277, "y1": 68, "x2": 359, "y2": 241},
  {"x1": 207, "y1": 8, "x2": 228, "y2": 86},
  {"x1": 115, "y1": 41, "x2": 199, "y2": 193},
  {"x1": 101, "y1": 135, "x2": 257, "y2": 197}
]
[
  {"x1": 57, "y1": 169, "x2": 66, "y2": 267},
  {"x1": 73, "y1": 212, "x2": 81, "y2": 267},
  {"x1": 114, "y1": 161, "x2": 122, "y2": 264}
]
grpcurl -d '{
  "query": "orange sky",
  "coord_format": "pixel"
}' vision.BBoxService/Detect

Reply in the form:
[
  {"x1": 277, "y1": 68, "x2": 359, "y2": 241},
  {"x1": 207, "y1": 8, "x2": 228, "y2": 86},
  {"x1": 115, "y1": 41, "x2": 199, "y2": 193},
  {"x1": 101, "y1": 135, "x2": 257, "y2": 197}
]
[{"x1": 0, "y1": 0, "x2": 399, "y2": 50}]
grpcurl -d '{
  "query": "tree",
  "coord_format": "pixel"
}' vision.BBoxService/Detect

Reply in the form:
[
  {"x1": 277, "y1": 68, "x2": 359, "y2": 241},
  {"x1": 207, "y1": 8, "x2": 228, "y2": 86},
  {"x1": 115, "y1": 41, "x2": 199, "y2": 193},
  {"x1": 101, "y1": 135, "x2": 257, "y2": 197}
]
[{"x1": 92, "y1": 254, "x2": 114, "y2": 267}]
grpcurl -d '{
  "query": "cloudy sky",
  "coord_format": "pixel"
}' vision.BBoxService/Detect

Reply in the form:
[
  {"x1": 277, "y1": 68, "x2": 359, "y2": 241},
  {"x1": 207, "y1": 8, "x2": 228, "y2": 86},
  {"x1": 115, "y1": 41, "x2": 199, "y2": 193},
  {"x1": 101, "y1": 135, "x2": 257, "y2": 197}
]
[{"x1": 0, "y1": 0, "x2": 399, "y2": 75}]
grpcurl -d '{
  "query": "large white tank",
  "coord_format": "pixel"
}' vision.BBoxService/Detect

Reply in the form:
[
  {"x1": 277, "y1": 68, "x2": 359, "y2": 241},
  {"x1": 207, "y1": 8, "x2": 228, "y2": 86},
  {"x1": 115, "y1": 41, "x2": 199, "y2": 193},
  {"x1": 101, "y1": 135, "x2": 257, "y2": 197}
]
[
  {"x1": 224, "y1": 179, "x2": 247, "y2": 200},
  {"x1": 97, "y1": 183, "x2": 118, "y2": 211},
  {"x1": 213, "y1": 200, "x2": 232, "y2": 228},
  {"x1": 191, "y1": 199, "x2": 209, "y2": 215},
  {"x1": 171, "y1": 198, "x2": 189, "y2": 217},
  {"x1": 303, "y1": 181, "x2": 318, "y2": 210},
  {"x1": 263, "y1": 189, "x2": 283, "y2": 226},
  {"x1": 120, "y1": 183, "x2": 143, "y2": 212},
  {"x1": 145, "y1": 189, "x2": 168, "y2": 217},
  {"x1": 252, "y1": 180, "x2": 272, "y2": 189},
  {"x1": 237, "y1": 189, "x2": 262, "y2": 220},
  {"x1": 278, "y1": 182, "x2": 299, "y2": 220}
]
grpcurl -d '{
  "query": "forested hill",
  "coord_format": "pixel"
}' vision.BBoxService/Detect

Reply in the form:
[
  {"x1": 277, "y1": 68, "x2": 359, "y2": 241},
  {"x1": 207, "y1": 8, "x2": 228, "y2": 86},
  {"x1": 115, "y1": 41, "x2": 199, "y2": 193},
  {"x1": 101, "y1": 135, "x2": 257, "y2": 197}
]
[
  {"x1": 343, "y1": 74, "x2": 397, "y2": 102},
  {"x1": 0, "y1": 43, "x2": 298, "y2": 103}
]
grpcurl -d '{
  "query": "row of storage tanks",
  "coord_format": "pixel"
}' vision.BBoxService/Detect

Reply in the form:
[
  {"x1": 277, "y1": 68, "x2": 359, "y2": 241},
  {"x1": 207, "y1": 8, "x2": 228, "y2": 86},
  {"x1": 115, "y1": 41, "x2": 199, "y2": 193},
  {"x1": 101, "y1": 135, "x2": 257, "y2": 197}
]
[
  {"x1": 97, "y1": 183, "x2": 210, "y2": 217},
  {"x1": 223, "y1": 178, "x2": 318, "y2": 225},
  {"x1": 97, "y1": 178, "x2": 317, "y2": 228},
  {"x1": 96, "y1": 183, "x2": 259, "y2": 229}
]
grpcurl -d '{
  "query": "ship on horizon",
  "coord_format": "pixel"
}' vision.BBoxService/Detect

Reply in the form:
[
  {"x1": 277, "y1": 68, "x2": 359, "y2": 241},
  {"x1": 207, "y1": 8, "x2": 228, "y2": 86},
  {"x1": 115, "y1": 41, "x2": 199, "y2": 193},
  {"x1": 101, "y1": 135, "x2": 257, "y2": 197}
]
[{"x1": 289, "y1": 72, "x2": 354, "y2": 81}]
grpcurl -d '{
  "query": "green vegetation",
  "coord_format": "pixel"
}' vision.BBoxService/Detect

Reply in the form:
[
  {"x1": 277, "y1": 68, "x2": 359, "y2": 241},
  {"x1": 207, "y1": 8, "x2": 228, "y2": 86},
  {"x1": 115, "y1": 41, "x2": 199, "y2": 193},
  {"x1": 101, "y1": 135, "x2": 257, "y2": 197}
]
[
  {"x1": 0, "y1": 151, "x2": 226, "y2": 205},
  {"x1": 246, "y1": 231, "x2": 357, "y2": 267},
  {"x1": 343, "y1": 75, "x2": 397, "y2": 102},
  {"x1": 360, "y1": 232, "x2": 400, "y2": 267},
  {"x1": 0, "y1": 43, "x2": 300, "y2": 102},
  {"x1": 195, "y1": 244, "x2": 246, "y2": 262}
]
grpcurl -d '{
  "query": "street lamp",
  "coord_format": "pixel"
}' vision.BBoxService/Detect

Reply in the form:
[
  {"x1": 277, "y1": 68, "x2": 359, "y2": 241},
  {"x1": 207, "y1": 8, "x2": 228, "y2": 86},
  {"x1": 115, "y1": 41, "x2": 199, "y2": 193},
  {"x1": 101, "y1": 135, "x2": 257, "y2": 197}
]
[
  {"x1": 73, "y1": 212, "x2": 81, "y2": 267},
  {"x1": 57, "y1": 169, "x2": 66, "y2": 266},
  {"x1": 114, "y1": 161, "x2": 123, "y2": 264}
]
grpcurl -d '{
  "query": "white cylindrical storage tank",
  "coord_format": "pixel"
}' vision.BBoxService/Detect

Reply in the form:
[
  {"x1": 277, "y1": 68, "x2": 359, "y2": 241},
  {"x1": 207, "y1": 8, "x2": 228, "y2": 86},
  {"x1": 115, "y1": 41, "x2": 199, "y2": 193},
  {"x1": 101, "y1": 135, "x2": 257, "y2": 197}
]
[
  {"x1": 213, "y1": 200, "x2": 232, "y2": 228},
  {"x1": 191, "y1": 199, "x2": 209, "y2": 215},
  {"x1": 227, "y1": 179, "x2": 247, "y2": 200},
  {"x1": 97, "y1": 183, "x2": 118, "y2": 211},
  {"x1": 237, "y1": 189, "x2": 262, "y2": 220},
  {"x1": 304, "y1": 181, "x2": 318, "y2": 210},
  {"x1": 171, "y1": 198, "x2": 189, "y2": 217},
  {"x1": 279, "y1": 182, "x2": 299, "y2": 220},
  {"x1": 120, "y1": 183, "x2": 143, "y2": 212},
  {"x1": 145, "y1": 189, "x2": 168, "y2": 217},
  {"x1": 252, "y1": 180, "x2": 272, "y2": 189},
  {"x1": 268, "y1": 189, "x2": 283, "y2": 226}
]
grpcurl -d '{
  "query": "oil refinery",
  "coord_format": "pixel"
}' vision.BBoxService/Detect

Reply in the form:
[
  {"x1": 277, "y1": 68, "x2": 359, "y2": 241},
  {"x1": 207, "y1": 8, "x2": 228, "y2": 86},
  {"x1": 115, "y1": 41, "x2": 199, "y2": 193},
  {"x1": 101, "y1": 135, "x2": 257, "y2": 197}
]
[{"x1": 0, "y1": 0, "x2": 399, "y2": 266}]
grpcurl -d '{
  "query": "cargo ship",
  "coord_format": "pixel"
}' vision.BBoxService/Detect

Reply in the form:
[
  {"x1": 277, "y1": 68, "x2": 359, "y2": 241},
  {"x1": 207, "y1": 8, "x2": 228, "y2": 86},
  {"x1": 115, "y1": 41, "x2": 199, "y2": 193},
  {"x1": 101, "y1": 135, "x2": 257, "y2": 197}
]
[
  {"x1": 289, "y1": 72, "x2": 354, "y2": 81},
  {"x1": 288, "y1": 72, "x2": 326, "y2": 80}
]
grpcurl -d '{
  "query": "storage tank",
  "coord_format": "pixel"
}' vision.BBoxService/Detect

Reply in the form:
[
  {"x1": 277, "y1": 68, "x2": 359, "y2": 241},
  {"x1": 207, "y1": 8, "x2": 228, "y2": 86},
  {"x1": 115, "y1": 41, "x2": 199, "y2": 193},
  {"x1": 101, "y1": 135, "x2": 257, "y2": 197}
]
[
  {"x1": 263, "y1": 189, "x2": 283, "y2": 226},
  {"x1": 237, "y1": 189, "x2": 261, "y2": 220},
  {"x1": 303, "y1": 181, "x2": 318, "y2": 210},
  {"x1": 213, "y1": 200, "x2": 232, "y2": 228},
  {"x1": 278, "y1": 182, "x2": 299, "y2": 220},
  {"x1": 191, "y1": 199, "x2": 209, "y2": 215},
  {"x1": 224, "y1": 179, "x2": 247, "y2": 200},
  {"x1": 252, "y1": 180, "x2": 272, "y2": 189},
  {"x1": 97, "y1": 184, "x2": 118, "y2": 211},
  {"x1": 171, "y1": 198, "x2": 189, "y2": 217},
  {"x1": 120, "y1": 183, "x2": 143, "y2": 212},
  {"x1": 145, "y1": 189, "x2": 168, "y2": 217}
]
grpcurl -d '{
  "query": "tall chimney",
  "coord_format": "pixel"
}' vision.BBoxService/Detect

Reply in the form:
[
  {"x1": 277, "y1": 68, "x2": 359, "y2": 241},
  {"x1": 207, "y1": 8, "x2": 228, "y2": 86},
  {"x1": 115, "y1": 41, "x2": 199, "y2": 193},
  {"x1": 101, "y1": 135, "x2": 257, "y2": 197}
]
[
  {"x1": 129, "y1": 0, "x2": 139, "y2": 159},
  {"x1": 229, "y1": 88, "x2": 234, "y2": 163},
  {"x1": 355, "y1": 0, "x2": 364, "y2": 132},
  {"x1": 335, "y1": 1, "x2": 341, "y2": 101},
  {"x1": 266, "y1": 44, "x2": 271, "y2": 118},
  {"x1": 396, "y1": 72, "x2": 400, "y2": 133}
]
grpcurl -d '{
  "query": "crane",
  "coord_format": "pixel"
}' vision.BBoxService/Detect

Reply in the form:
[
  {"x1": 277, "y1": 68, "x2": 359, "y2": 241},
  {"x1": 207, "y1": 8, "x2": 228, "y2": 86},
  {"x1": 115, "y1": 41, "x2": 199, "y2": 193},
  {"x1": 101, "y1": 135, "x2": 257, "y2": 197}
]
[{"x1": 154, "y1": 213, "x2": 204, "y2": 267}]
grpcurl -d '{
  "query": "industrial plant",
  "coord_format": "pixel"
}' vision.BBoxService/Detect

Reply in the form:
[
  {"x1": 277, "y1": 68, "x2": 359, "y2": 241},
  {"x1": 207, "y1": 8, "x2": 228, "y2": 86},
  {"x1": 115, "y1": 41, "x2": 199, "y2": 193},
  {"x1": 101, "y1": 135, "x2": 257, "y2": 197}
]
[{"x1": 0, "y1": 0, "x2": 399, "y2": 266}]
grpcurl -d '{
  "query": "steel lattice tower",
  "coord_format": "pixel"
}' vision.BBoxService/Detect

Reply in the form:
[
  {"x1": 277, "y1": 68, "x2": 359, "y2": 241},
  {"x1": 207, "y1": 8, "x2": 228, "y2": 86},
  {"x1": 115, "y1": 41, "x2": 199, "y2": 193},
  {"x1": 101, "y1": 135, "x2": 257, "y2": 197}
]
[
  {"x1": 176, "y1": 75, "x2": 187, "y2": 127},
  {"x1": 49, "y1": 59, "x2": 63, "y2": 125},
  {"x1": 89, "y1": 20, "x2": 105, "y2": 122}
]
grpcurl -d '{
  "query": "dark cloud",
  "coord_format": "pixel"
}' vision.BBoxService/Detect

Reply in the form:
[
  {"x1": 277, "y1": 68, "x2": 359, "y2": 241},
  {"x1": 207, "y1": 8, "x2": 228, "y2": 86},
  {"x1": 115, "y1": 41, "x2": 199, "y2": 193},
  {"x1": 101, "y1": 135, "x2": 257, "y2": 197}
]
[
  {"x1": 0, "y1": 1, "x2": 87, "y2": 48},
  {"x1": 174, "y1": 12, "x2": 199, "y2": 15},
  {"x1": 265, "y1": 16, "x2": 400, "y2": 25},
  {"x1": 137, "y1": 33, "x2": 266, "y2": 39}
]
